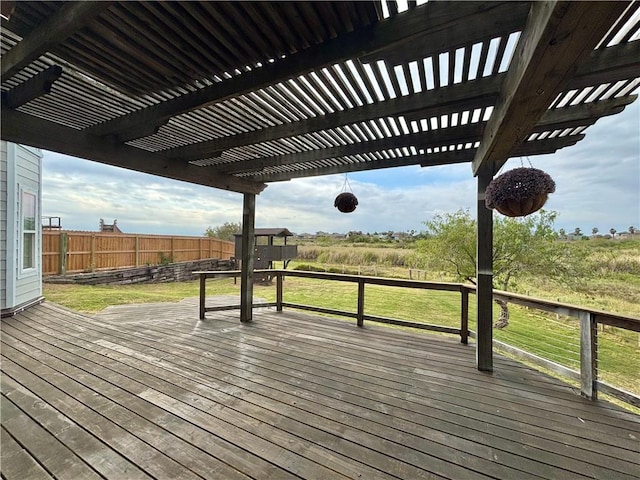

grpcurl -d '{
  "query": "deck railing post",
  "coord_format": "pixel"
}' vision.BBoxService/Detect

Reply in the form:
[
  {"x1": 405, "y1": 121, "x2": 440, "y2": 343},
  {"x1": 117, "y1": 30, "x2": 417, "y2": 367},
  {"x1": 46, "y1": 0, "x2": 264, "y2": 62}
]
[
  {"x1": 580, "y1": 311, "x2": 598, "y2": 400},
  {"x1": 199, "y1": 273, "x2": 206, "y2": 320},
  {"x1": 276, "y1": 271, "x2": 283, "y2": 312},
  {"x1": 460, "y1": 287, "x2": 469, "y2": 344},
  {"x1": 357, "y1": 278, "x2": 365, "y2": 327}
]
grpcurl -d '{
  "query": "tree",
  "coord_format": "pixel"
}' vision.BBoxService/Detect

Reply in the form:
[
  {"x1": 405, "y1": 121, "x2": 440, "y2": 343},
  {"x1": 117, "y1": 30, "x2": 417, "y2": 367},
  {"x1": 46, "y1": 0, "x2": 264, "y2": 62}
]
[
  {"x1": 204, "y1": 221, "x2": 241, "y2": 242},
  {"x1": 558, "y1": 228, "x2": 566, "y2": 239},
  {"x1": 629, "y1": 226, "x2": 636, "y2": 234},
  {"x1": 415, "y1": 209, "x2": 570, "y2": 329},
  {"x1": 573, "y1": 227, "x2": 582, "y2": 237},
  {"x1": 592, "y1": 227, "x2": 599, "y2": 236},
  {"x1": 610, "y1": 228, "x2": 617, "y2": 238}
]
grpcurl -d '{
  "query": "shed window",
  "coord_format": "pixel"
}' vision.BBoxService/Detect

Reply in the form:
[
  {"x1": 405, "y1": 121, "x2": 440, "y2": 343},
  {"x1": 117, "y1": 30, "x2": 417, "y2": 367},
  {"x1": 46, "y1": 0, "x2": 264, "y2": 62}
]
[{"x1": 21, "y1": 190, "x2": 37, "y2": 271}]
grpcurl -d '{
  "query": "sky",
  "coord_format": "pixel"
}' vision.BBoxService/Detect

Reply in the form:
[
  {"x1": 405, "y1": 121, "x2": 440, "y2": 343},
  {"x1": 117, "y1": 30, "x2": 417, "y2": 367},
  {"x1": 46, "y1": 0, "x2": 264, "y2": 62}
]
[{"x1": 41, "y1": 99, "x2": 639, "y2": 237}]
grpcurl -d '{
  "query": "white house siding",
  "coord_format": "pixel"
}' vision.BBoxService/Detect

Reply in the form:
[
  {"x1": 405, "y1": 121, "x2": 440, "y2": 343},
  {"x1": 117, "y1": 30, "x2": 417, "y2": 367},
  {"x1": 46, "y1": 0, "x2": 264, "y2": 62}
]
[
  {"x1": 1, "y1": 141, "x2": 8, "y2": 308},
  {"x1": 1, "y1": 141, "x2": 43, "y2": 313}
]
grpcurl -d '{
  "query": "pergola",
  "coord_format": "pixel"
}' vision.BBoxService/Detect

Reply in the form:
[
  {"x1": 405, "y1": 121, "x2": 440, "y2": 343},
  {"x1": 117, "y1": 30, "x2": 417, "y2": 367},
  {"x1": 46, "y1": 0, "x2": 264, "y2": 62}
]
[{"x1": 2, "y1": 1, "x2": 639, "y2": 371}]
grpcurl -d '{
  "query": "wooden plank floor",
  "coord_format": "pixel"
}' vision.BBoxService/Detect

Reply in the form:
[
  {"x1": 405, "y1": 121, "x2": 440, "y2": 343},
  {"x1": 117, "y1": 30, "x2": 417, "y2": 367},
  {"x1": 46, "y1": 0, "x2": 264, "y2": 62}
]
[{"x1": 2, "y1": 298, "x2": 639, "y2": 480}]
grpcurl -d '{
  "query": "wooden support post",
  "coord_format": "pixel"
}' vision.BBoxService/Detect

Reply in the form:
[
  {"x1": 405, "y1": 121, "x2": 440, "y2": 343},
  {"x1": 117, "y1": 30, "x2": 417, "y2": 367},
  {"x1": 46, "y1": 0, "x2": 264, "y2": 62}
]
[
  {"x1": 240, "y1": 193, "x2": 256, "y2": 323},
  {"x1": 460, "y1": 288, "x2": 469, "y2": 344},
  {"x1": 476, "y1": 166, "x2": 494, "y2": 371},
  {"x1": 59, "y1": 232, "x2": 68, "y2": 275},
  {"x1": 276, "y1": 271, "x2": 283, "y2": 312},
  {"x1": 199, "y1": 274, "x2": 206, "y2": 320},
  {"x1": 580, "y1": 311, "x2": 598, "y2": 400},
  {"x1": 357, "y1": 278, "x2": 365, "y2": 327}
]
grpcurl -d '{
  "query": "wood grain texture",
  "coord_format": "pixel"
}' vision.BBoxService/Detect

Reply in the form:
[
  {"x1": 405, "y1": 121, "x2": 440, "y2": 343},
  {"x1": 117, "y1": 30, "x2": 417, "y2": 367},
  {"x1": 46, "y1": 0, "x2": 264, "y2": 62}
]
[{"x1": 2, "y1": 301, "x2": 638, "y2": 480}]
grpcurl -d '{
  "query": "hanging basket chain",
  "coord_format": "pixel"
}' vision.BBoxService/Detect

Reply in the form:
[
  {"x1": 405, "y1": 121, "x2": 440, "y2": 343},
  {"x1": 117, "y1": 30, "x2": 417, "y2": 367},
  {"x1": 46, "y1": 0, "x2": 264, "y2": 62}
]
[{"x1": 335, "y1": 174, "x2": 358, "y2": 213}]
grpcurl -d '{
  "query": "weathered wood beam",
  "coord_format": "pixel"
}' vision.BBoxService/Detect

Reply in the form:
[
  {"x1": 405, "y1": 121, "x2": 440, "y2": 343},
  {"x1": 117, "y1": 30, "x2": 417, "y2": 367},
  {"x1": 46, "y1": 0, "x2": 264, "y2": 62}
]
[
  {"x1": 1, "y1": 65, "x2": 62, "y2": 108},
  {"x1": 215, "y1": 91, "x2": 617, "y2": 176},
  {"x1": 1, "y1": 1, "x2": 16, "y2": 19},
  {"x1": 534, "y1": 95, "x2": 637, "y2": 133},
  {"x1": 1, "y1": 2, "x2": 112, "y2": 81},
  {"x1": 165, "y1": 75, "x2": 502, "y2": 161},
  {"x1": 0, "y1": 108, "x2": 266, "y2": 194},
  {"x1": 216, "y1": 124, "x2": 484, "y2": 174},
  {"x1": 248, "y1": 153, "x2": 451, "y2": 182},
  {"x1": 361, "y1": 2, "x2": 530, "y2": 64},
  {"x1": 109, "y1": 120, "x2": 169, "y2": 144},
  {"x1": 472, "y1": 1, "x2": 630, "y2": 175},
  {"x1": 84, "y1": 2, "x2": 516, "y2": 139},
  {"x1": 246, "y1": 135, "x2": 583, "y2": 182},
  {"x1": 570, "y1": 40, "x2": 640, "y2": 90}
]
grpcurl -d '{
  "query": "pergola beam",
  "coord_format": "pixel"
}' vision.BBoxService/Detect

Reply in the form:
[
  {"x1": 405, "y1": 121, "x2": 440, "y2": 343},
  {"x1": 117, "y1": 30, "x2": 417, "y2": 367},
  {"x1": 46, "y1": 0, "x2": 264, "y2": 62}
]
[
  {"x1": 0, "y1": 108, "x2": 266, "y2": 195},
  {"x1": 1, "y1": 2, "x2": 112, "y2": 81},
  {"x1": 472, "y1": 1, "x2": 630, "y2": 175},
  {"x1": 247, "y1": 135, "x2": 584, "y2": 183},
  {"x1": 215, "y1": 95, "x2": 629, "y2": 175},
  {"x1": 534, "y1": 94, "x2": 637, "y2": 132},
  {"x1": 217, "y1": 124, "x2": 484, "y2": 174},
  {"x1": 1, "y1": 65, "x2": 63, "y2": 108}
]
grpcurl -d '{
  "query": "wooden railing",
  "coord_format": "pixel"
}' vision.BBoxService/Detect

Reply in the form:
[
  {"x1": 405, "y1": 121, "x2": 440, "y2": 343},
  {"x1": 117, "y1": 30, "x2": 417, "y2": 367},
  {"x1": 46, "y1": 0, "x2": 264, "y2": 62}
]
[
  {"x1": 475, "y1": 288, "x2": 640, "y2": 407},
  {"x1": 197, "y1": 269, "x2": 469, "y2": 343},
  {"x1": 197, "y1": 269, "x2": 640, "y2": 408}
]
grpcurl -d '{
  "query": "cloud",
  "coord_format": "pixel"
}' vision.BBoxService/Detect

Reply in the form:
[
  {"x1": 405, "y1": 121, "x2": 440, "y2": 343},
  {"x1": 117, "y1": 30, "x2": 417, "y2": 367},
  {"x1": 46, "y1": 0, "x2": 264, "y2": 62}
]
[{"x1": 42, "y1": 99, "x2": 639, "y2": 235}]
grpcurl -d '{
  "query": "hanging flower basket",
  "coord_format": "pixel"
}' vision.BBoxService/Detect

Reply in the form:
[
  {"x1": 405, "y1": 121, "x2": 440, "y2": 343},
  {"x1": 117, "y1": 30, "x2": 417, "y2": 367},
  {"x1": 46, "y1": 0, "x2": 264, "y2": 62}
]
[
  {"x1": 485, "y1": 167, "x2": 555, "y2": 217},
  {"x1": 334, "y1": 192, "x2": 358, "y2": 213}
]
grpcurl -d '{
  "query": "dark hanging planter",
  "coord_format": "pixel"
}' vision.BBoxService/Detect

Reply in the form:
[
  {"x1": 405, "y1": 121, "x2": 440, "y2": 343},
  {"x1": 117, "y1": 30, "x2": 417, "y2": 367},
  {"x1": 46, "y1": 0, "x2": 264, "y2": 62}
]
[
  {"x1": 485, "y1": 167, "x2": 556, "y2": 217},
  {"x1": 334, "y1": 192, "x2": 358, "y2": 213}
]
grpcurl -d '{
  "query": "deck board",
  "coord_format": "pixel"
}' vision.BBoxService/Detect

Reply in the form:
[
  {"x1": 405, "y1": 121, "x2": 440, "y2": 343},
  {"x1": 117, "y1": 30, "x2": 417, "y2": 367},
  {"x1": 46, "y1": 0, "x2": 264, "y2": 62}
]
[{"x1": 2, "y1": 299, "x2": 639, "y2": 480}]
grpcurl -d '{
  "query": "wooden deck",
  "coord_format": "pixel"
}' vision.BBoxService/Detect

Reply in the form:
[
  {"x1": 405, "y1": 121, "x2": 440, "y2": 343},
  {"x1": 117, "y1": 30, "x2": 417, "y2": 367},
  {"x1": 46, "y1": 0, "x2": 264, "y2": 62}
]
[{"x1": 1, "y1": 298, "x2": 639, "y2": 480}]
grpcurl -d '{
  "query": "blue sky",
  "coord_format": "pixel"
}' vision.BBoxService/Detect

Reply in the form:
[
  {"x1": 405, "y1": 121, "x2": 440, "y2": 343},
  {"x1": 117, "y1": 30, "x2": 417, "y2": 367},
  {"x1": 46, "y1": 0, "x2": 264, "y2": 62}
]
[{"x1": 42, "y1": 100, "x2": 639, "y2": 236}]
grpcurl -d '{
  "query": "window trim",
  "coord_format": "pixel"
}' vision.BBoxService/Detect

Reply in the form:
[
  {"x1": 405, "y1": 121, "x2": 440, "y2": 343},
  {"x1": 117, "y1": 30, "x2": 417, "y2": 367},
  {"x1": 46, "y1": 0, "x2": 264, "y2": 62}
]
[{"x1": 18, "y1": 186, "x2": 38, "y2": 277}]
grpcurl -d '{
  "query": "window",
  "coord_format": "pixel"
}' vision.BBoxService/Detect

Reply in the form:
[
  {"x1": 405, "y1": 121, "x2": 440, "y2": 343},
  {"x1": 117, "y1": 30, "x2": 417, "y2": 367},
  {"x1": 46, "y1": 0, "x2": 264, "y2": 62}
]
[{"x1": 21, "y1": 190, "x2": 37, "y2": 271}]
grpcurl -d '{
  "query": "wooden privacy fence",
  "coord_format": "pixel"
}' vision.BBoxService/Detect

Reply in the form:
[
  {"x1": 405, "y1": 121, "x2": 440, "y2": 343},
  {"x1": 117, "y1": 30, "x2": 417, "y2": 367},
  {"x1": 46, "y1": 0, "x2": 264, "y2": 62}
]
[{"x1": 43, "y1": 231, "x2": 234, "y2": 275}]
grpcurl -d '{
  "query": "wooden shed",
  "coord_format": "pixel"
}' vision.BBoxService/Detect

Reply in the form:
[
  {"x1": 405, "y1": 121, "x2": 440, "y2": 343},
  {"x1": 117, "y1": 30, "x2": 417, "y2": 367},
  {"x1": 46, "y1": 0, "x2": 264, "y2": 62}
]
[
  {"x1": 234, "y1": 228, "x2": 297, "y2": 270},
  {"x1": 0, "y1": 141, "x2": 44, "y2": 316}
]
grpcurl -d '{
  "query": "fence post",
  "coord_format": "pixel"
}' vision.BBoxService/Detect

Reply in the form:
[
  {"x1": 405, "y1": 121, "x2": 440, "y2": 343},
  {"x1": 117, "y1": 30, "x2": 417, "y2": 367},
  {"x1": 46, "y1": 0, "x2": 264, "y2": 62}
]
[
  {"x1": 135, "y1": 236, "x2": 140, "y2": 266},
  {"x1": 90, "y1": 234, "x2": 96, "y2": 271},
  {"x1": 460, "y1": 287, "x2": 469, "y2": 344},
  {"x1": 580, "y1": 311, "x2": 598, "y2": 400},
  {"x1": 59, "y1": 232, "x2": 68, "y2": 275},
  {"x1": 276, "y1": 271, "x2": 283, "y2": 312},
  {"x1": 357, "y1": 278, "x2": 365, "y2": 327}
]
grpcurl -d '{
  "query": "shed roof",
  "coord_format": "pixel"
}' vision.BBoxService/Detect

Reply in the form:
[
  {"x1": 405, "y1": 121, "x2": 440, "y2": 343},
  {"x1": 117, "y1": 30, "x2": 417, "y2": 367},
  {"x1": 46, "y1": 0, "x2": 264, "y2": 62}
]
[
  {"x1": 1, "y1": 1, "x2": 638, "y2": 194},
  {"x1": 235, "y1": 228, "x2": 294, "y2": 238}
]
